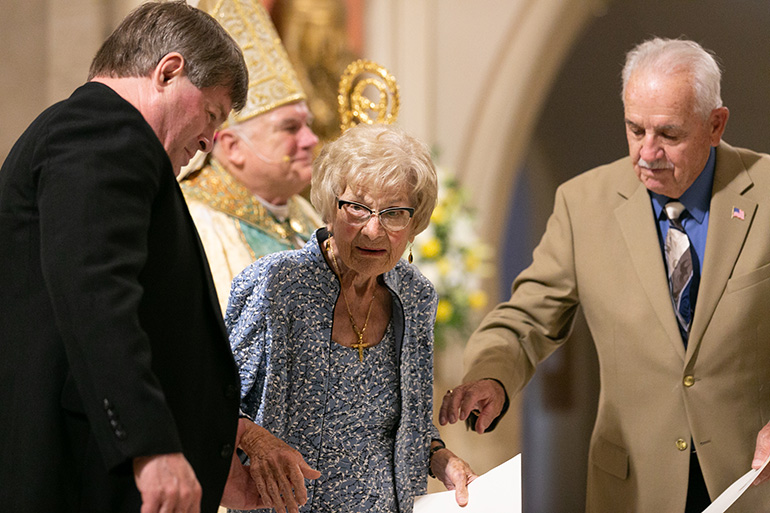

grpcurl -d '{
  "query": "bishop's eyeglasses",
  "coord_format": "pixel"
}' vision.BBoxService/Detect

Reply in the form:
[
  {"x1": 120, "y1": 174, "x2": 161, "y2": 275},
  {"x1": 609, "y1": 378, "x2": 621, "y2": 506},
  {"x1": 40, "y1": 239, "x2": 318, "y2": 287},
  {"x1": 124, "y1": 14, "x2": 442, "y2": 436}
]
[{"x1": 337, "y1": 199, "x2": 415, "y2": 232}]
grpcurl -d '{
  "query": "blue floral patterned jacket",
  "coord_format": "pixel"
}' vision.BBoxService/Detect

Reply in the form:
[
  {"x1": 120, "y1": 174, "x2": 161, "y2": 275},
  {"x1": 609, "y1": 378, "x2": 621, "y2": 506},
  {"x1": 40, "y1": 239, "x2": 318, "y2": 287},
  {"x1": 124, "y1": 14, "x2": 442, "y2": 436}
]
[{"x1": 226, "y1": 229, "x2": 440, "y2": 513}]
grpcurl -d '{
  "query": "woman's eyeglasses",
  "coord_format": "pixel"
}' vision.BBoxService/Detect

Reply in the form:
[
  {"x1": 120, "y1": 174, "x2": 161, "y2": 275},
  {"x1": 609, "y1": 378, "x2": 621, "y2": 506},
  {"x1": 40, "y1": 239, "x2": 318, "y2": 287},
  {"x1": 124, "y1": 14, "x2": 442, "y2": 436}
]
[{"x1": 337, "y1": 199, "x2": 414, "y2": 232}]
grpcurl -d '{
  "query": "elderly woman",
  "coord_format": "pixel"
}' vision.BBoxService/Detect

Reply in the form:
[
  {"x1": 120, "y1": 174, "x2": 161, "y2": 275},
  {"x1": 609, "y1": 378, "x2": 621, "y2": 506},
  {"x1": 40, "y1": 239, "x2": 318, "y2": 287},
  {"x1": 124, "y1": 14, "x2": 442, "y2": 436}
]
[{"x1": 226, "y1": 123, "x2": 476, "y2": 513}]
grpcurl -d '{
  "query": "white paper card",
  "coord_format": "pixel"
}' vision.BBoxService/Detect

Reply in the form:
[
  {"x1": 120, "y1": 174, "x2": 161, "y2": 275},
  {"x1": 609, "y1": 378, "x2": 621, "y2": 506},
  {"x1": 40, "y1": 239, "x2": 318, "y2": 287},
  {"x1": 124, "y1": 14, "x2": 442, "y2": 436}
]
[
  {"x1": 413, "y1": 453, "x2": 521, "y2": 513},
  {"x1": 701, "y1": 453, "x2": 770, "y2": 513}
]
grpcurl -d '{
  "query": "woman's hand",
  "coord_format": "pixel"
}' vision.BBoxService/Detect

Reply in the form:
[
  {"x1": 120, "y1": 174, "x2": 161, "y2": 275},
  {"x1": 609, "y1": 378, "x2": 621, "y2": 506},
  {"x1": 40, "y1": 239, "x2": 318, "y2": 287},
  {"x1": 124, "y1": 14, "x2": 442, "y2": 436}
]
[
  {"x1": 221, "y1": 418, "x2": 268, "y2": 510},
  {"x1": 430, "y1": 447, "x2": 478, "y2": 507},
  {"x1": 752, "y1": 421, "x2": 770, "y2": 485},
  {"x1": 236, "y1": 419, "x2": 321, "y2": 513}
]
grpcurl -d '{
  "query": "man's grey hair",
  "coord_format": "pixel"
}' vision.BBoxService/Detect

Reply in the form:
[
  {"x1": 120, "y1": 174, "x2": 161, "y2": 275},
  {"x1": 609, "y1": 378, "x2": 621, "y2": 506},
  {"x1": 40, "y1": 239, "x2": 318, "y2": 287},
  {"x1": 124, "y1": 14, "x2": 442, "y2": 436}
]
[{"x1": 622, "y1": 37, "x2": 723, "y2": 119}]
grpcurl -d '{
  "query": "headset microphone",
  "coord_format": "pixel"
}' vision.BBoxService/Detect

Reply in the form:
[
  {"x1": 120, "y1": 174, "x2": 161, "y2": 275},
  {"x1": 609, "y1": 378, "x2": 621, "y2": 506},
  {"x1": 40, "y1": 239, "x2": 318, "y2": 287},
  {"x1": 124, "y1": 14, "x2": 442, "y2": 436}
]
[{"x1": 250, "y1": 147, "x2": 291, "y2": 168}]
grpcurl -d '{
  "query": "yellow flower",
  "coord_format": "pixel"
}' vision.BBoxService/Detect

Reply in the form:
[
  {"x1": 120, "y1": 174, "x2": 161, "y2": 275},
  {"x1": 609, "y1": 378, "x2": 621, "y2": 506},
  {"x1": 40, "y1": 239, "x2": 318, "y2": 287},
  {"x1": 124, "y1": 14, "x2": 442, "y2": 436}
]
[
  {"x1": 464, "y1": 250, "x2": 481, "y2": 272},
  {"x1": 431, "y1": 204, "x2": 447, "y2": 224},
  {"x1": 436, "y1": 299, "x2": 453, "y2": 323},
  {"x1": 468, "y1": 290, "x2": 488, "y2": 310},
  {"x1": 419, "y1": 237, "x2": 442, "y2": 259},
  {"x1": 437, "y1": 257, "x2": 452, "y2": 277},
  {"x1": 444, "y1": 189, "x2": 459, "y2": 207}
]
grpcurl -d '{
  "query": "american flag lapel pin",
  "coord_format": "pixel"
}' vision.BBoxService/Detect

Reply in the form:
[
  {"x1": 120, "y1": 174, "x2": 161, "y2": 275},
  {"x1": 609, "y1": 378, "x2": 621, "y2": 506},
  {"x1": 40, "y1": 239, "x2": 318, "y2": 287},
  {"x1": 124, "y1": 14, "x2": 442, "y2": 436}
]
[{"x1": 731, "y1": 206, "x2": 745, "y2": 220}]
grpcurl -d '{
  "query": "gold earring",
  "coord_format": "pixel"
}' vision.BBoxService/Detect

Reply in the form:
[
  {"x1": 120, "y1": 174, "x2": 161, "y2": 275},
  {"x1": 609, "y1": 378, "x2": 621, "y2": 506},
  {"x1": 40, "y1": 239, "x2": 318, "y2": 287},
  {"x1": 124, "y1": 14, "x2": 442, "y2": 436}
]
[{"x1": 408, "y1": 245, "x2": 413, "y2": 264}]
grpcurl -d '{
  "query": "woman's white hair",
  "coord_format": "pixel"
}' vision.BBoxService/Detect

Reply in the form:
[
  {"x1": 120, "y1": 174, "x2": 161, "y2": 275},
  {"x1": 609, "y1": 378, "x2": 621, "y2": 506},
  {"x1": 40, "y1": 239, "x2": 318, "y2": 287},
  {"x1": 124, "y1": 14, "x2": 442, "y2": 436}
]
[{"x1": 622, "y1": 37, "x2": 723, "y2": 118}]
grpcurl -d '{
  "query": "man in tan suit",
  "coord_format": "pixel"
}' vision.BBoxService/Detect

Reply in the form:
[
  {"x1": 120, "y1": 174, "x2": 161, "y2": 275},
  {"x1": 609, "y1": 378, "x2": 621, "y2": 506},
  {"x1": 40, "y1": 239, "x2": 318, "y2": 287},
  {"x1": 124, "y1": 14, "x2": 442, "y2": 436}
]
[{"x1": 440, "y1": 37, "x2": 770, "y2": 512}]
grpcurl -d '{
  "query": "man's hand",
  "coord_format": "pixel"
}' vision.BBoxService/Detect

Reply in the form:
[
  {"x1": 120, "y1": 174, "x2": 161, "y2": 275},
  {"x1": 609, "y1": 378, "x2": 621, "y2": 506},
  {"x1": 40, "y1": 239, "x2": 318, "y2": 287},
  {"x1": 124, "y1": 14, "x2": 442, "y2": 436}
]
[
  {"x1": 238, "y1": 419, "x2": 321, "y2": 513},
  {"x1": 752, "y1": 421, "x2": 770, "y2": 485},
  {"x1": 430, "y1": 447, "x2": 478, "y2": 507},
  {"x1": 438, "y1": 379, "x2": 506, "y2": 434},
  {"x1": 133, "y1": 452, "x2": 201, "y2": 513}
]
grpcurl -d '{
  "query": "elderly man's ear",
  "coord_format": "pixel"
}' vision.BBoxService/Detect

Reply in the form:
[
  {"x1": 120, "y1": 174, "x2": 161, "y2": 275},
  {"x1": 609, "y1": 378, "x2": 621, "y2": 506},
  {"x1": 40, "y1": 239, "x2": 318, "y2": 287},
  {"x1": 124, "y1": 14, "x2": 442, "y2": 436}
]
[{"x1": 215, "y1": 130, "x2": 247, "y2": 167}]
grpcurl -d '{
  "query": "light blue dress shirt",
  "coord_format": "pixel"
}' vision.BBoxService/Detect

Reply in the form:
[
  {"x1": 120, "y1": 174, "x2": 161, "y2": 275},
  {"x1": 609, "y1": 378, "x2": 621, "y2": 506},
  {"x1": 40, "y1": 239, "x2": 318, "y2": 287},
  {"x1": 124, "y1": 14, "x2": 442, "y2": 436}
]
[{"x1": 650, "y1": 146, "x2": 716, "y2": 275}]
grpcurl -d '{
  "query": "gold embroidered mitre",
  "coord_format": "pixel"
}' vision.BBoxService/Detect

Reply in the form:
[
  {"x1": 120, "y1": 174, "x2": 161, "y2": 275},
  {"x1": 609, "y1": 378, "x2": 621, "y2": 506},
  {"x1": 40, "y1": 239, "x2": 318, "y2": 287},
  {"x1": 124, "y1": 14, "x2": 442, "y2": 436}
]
[
  {"x1": 201, "y1": 0, "x2": 306, "y2": 126},
  {"x1": 338, "y1": 59, "x2": 400, "y2": 133}
]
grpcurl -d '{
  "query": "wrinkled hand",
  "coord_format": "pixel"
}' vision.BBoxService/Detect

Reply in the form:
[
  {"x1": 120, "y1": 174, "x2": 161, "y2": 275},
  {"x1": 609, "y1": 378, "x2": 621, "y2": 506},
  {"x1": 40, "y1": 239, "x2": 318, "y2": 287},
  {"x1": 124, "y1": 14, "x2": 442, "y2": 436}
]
[
  {"x1": 220, "y1": 418, "x2": 268, "y2": 509},
  {"x1": 238, "y1": 419, "x2": 321, "y2": 513},
  {"x1": 133, "y1": 452, "x2": 201, "y2": 513},
  {"x1": 438, "y1": 379, "x2": 506, "y2": 434},
  {"x1": 430, "y1": 448, "x2": 478, "y2": 507},
  {"x1": 752, "y1": 421, "x2": 770, "y2": 485}
]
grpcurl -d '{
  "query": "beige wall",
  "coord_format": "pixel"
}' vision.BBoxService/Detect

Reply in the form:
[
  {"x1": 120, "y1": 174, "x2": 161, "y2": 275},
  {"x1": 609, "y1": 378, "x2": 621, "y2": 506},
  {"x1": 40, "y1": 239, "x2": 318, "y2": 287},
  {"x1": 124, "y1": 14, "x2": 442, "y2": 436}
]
[
  {"x1": 2, "y1": 0, "x2": 48, "y2": 161},
  {"x1": 364, "y1": 0, "x2": 610, "y2": 257},
  {"x1": 1, "y1": 0, "x2": 143, "y2": 160}
]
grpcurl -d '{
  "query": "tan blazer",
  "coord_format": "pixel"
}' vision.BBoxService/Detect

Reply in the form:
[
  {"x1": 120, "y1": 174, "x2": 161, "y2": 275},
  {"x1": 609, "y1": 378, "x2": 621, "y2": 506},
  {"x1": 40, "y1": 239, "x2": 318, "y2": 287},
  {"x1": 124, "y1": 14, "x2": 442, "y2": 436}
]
[{"x1": 464, "y1": 141, "x2": 770, "y2": 512}]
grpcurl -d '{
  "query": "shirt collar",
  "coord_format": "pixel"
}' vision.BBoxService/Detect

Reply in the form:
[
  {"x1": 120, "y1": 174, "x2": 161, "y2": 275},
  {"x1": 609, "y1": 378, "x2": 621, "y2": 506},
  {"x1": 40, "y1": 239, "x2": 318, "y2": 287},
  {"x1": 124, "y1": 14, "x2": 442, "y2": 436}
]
[{"x1": 650, "y1": 146, "x2": 715, "y2": 223}]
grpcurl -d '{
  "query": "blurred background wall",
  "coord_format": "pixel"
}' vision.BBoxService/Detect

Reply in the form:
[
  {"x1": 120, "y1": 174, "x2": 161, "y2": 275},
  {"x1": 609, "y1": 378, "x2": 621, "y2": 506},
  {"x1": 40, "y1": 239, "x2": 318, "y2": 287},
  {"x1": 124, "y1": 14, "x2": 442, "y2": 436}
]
[{"x1": 2, "y1": 0, "x2": 769, "y2": 510}]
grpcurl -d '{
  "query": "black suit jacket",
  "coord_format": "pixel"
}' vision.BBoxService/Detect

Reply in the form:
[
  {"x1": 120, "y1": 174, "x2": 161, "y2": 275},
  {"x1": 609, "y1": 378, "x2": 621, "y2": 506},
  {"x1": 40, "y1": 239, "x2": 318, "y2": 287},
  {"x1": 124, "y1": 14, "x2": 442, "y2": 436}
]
[{"x1": 0, "y1": 82, "x2": 240, "y2": 512}]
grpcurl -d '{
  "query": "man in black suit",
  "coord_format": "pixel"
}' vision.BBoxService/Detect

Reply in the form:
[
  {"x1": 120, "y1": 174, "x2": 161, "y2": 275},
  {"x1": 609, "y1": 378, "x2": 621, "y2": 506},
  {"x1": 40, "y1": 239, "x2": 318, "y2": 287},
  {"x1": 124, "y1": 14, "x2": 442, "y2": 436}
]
[{"x1": 0, "y1": 2, "x2": 311, "y2": 512}]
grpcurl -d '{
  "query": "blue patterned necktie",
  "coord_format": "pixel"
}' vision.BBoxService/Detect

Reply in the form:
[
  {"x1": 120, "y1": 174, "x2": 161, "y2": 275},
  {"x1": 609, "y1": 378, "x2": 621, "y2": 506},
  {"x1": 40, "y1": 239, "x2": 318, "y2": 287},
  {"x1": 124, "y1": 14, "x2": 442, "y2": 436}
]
[{"x1": 664, "y1": 201, "x2": 697, "y2": 343}]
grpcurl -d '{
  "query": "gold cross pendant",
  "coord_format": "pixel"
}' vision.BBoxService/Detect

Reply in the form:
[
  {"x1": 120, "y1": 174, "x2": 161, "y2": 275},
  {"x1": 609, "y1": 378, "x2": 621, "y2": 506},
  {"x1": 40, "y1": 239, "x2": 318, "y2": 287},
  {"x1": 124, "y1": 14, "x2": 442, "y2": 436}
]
[{"x1": 351, "y1": 336, "x2": 367, "y2": 362}]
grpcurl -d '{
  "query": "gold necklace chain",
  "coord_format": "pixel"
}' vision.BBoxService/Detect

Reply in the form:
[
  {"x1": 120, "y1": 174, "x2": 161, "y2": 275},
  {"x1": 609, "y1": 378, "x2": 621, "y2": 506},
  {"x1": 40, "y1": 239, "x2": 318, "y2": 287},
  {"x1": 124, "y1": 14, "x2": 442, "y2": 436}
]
[{"x1": 326, "y1": 237, "x2": 375, "y2": 362}]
